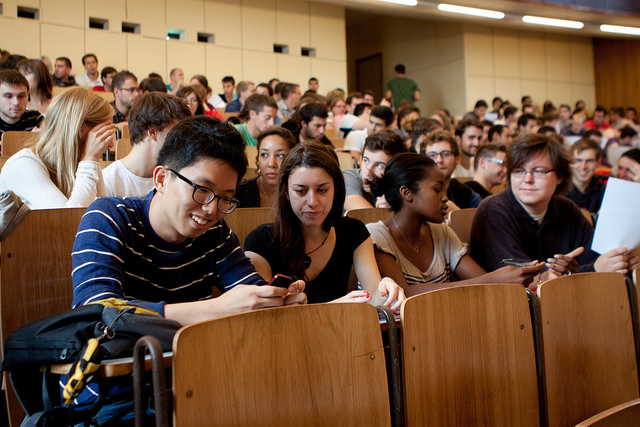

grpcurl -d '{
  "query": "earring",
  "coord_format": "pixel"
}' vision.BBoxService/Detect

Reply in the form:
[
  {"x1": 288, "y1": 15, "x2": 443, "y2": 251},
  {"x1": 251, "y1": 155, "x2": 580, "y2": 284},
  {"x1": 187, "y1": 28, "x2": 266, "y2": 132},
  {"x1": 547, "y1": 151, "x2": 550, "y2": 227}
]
[{"x1": 257, "y1": 168, "x2": 261, "y2": 175}]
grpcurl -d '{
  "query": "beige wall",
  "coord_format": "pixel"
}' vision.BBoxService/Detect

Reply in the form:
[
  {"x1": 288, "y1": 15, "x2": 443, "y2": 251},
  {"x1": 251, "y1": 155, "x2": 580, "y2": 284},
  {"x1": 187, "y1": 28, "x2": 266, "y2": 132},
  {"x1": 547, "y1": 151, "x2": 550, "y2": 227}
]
[
  {"x1": 0, "y1": 0, "x2": 347, "y2": 93},
  {"x1": 463, "y1": 24, "x2": 595, "y2": 115},
  {"x1": 346, "y1": 14, "x2": 467, "y2": 117}
]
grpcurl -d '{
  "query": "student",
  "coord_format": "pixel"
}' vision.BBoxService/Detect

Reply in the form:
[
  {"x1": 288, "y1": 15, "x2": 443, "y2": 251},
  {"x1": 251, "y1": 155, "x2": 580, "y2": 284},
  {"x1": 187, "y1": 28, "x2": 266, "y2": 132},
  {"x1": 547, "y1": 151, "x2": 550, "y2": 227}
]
[
  {"x1": 367, "y1": 153, "x2": 543, "y2": 296},
  {"x1": 470, "y1": 134, "x2": 638, "y2": 282},
  {"x1": 235, "y1": 127, "x2": 297, "y2": 208},
  {"x1": 244, "y1": 142, "x2": 404, "y2": 308},
  {"x1": 0, "y1": 87, "x2": 114, "y2": 208},
  {"x1": 17, "y1": 58, "x2": 53, "y2": 115}
]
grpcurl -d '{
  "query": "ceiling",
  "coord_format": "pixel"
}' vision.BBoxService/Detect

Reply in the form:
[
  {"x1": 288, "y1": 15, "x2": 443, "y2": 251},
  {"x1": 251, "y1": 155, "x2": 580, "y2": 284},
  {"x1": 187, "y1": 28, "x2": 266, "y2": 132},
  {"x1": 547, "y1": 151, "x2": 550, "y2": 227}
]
[{"x1": 317, "y1": 0, "x2": 640, "y2": 38}]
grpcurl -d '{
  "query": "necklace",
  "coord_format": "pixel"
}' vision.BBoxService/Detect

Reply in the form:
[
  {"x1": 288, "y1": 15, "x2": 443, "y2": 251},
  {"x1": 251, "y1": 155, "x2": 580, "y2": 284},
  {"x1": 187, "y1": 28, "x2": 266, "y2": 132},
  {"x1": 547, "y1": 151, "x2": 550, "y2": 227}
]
[
  {"x1": 258, "y1": 176, "x2": 275, "y2": 206},
  {"x1": 392, "y1": 217, "x2": 420, "y2": 252},
  {"x1": 304, "y1": 231, "x2": 330, "y2": 269}
]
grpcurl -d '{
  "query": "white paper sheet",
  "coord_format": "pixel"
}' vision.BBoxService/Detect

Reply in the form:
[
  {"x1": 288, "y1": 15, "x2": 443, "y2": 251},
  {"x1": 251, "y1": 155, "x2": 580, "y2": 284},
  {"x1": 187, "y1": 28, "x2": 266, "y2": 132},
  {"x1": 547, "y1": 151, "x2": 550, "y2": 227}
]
[{"x1": 591, "y1": 177, "x2": 640, "y2": 254}]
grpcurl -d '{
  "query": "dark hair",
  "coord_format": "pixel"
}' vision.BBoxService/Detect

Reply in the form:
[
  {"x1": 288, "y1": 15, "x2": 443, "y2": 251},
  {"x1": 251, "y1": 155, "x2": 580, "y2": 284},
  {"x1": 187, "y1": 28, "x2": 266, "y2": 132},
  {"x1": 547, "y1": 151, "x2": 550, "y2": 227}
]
[
  {"x1": 274, "y1": 82, "x2": 286, "y2": 95},
  {"x1": 455, "y1": 117, "x2": 483, "y2": 138},
  {"x1": 492, "y1": 97, "x2": 502, "y2": 106},
  {"x1": 583, "y1": 129, "x2": 602, "y2": 140},
  {"x1": 572, "y1": 138, "x2": 602, "y2": 160},
  {"x1": 504, "y1": 106, "x2": 518, "y2": 119},
  {"x1": 370, "y1": 105, "x2": 394, "y2": 127},
  {"x1": 474, "y1": 99, "x2": 488, "y2": 109},
  {"x1": 560, "y1": 104, "x2": 571, "y2": 112},
  {"x1": 395, "y1": 64, "x2": 406, "y2": 74},
  {"x1": 369, "y1": 153, "x2": 439, "y2": 213},
  {"x1": 148, "y1": 72, "x2": 163, "y2": 80},
  {"x1": 363, "y1": 90, "x2": 375, "y2": 98},
  {"x1": 82, "y1": 54, "x2": 97, "y2": 66},
  {"x1": 610, "y1": 106, "x2": 624, "y2": 117},
  {"x1": 541, "y1": 113, "x2": 559, "y2": 125},
  {"x1": 101, "y1": 66, "x2": 117, "y2": 82},
  {"x1": 621, "y1": 126, "x2": 638, "y2": 139},
  {"x1": 247, "y1": 94, "x2": 277, "y2": 113},
  {"x1": 281, "y1": 83, "x2": 300, "y2": 100},
  {"x1": 354, "y1": 102, "x2": 373, "y2": 117},
  {"x1": 140, "y1": 77, "x2": 168, "y2": 93},
  {"x1": 396, "y1": 106, "x2": 420, "y2": 128},
  {"x1": 594, "y1": 105, "x2": 607, "y2": 115},
  {"x1": 299, "y1": 102, "x2": 328, "y2": 124},
  {"x1": 488, "y1": 124, "x2": 506, "y2": 143},
  {"x1": 621, "y1": 148, "x2": 640, "y2": 165},
  {"x1": 517, "y1": 113, "x2": 538, "y2": 128},
  {"x1": 522, "y1": 95, "x2": 532, "y2": 105},
  {"x1": 256, "y1": 82, "x2": 273, "y2": 96},
  {"x1": 506, "y1": 133, "x2": 572, "y2": 194},
  {"x1": 0, "y1": 54, "x2": 26, "y2": 70},
  {"x1": 309, "y1": 77, "x2": 318, "y2": 83},
  {"x1": 474, "y1": 143, "x2": 506, "y2": 170},
  {"x1": 222, "y1": 76, "x2": 235, "y2": 85},
  {"x1": 112, "y1": 70, "x2": 137, "y2": 89},
  {"x1": 537, "y1": 126, "x2": 556, "y2": 135},
  {"x1": 253, "y1": 127, "x2": 297, "y2": 167},
  {"x1": 404, "y1": 117, "x2": 440, "y2": 143},
  {"x1": 55, "y1": 57, "x2": 72, "y2": 68},
  {"x1": 17, "y1": 59, "x2": 52, "y2": 100},
  {"x1": 176, "y1": 85, "x2": 204, "y2": 115},
  {"x1": 0, "y1": 69, "x2": 29, "y2": 91},
  {"x1": 422, "y1": 130, "x2": 459, "y2": 157},
  {"x1": 274, "y1": 142, "x2": 345, "y2": 279},
  {"x1": 363, "y1": 129, "x2": 407, "y2": 156},
  {"x1": 128, "y1": 92, "x2": 191, "y2": 145},
  {"x1": 345, "y1": 92, "x2": 363, "y2": 106},
  {"x1": 158, "y1": 116, "x2": 247, "y2": 183},
  {"x1": 191, "y1": 75, "x2": 211, "y2": 93},
  {"x1": 268, "y1": 78, "x2": 280, "y2": 87}
]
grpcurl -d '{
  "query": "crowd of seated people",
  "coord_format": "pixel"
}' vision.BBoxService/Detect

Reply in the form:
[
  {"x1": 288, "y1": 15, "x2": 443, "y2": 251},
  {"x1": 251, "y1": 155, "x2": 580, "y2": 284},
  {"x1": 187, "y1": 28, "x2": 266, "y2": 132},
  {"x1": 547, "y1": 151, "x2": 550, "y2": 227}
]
[{"x1": 2, "y1": 48, "x2": 640, "y2": 424}]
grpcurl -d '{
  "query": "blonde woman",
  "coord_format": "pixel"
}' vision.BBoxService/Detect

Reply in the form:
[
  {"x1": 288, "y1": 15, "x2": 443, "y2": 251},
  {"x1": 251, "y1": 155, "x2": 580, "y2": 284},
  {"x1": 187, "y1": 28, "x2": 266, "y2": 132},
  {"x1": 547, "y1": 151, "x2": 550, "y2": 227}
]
[{"x1": 0, "y1": 88, "x2": 115, "y2": 208}]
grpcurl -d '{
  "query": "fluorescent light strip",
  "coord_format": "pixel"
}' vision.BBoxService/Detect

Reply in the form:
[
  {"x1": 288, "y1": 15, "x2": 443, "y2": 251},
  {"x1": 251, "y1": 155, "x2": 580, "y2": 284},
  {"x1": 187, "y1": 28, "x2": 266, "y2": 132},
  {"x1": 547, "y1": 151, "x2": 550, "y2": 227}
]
[
  {"x1": 600, "y1": 24, "x2": 640, "y2": 36},
  {"x1": 522, "y1": 15, "x2": 583, "y2": 29},
  {"x1": 377, "y1": 0, "x2": 418, "y2": 6},
  {"x1": 438, "y1": 3, "x2": 505, "y2": 20}
]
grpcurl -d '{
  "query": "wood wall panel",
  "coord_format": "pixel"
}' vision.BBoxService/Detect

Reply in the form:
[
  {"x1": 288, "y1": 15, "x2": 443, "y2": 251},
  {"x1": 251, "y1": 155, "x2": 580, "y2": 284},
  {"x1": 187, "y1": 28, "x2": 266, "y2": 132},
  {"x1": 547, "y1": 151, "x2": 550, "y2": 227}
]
[{"x1": 594, "y1": 39, "x2": 640, "y2": 110}]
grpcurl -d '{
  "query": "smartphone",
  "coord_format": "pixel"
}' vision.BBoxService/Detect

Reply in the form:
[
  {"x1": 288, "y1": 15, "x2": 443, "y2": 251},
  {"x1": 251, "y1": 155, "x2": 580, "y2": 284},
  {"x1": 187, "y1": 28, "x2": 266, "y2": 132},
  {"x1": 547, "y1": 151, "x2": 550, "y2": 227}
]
[
  {"x1": 501, "y1": 259, "x2": 530, "y2": 267},
  {"x1": 268, "y1": 274, "x2": 294, "y2": 288}
]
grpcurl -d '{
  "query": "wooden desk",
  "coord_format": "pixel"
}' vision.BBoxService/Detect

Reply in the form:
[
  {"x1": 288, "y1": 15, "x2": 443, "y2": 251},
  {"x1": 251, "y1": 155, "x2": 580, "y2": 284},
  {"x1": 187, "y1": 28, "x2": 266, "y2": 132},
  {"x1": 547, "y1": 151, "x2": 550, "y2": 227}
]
[{"x1": 50, "y1": 351, "x2": 173, "y2": 377}]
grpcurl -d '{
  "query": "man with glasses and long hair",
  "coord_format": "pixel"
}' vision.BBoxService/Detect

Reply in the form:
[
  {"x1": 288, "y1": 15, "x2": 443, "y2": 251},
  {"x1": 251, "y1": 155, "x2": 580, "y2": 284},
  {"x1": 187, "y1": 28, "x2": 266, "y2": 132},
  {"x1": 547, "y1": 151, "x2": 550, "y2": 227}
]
[{"x1": 469, "y1": 133, "x2": 638, "y2": 285}]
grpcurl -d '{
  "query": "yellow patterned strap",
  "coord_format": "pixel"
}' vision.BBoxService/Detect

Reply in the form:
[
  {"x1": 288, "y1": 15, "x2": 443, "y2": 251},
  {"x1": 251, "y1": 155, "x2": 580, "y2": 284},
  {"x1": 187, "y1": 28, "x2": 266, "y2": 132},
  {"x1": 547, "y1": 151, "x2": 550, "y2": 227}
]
[
  {"x1": 62, "y1": 338, "x2": 103, "y2": 405},
  {"x1": 89, "y1": 298, "x2": 161, "y2": 317}
]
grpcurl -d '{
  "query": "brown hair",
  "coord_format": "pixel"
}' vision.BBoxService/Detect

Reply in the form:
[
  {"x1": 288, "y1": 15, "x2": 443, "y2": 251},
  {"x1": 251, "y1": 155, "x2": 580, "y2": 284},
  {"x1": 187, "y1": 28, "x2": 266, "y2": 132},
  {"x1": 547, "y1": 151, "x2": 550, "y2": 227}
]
[{"x1": 128, "y1": 92, "x2": 191, "y2": 145}]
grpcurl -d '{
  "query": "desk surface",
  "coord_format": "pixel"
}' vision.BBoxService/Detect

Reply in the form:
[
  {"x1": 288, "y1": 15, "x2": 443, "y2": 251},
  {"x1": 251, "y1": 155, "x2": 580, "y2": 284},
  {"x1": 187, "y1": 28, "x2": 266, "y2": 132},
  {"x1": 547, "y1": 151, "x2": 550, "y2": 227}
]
[{"x1": 50, "y1": 351, "x2": 173, "y2": 377}]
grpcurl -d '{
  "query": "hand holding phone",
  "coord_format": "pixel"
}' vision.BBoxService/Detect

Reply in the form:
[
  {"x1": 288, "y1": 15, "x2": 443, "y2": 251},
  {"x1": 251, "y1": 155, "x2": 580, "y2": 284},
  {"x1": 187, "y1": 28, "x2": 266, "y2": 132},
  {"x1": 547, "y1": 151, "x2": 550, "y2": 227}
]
[{"x1": 267, "y1": 274, "x2": 294, "y2": 288}]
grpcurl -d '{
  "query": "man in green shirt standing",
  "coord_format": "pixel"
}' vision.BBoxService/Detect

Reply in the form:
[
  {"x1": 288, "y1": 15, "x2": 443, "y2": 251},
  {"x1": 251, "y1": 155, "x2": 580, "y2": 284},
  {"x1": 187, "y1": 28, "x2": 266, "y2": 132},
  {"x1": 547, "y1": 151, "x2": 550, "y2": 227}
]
[
  {"x1": 385, "y1": 64, "x2": 420, "y2": 112},
  {"x1": 234, "y1": 94, "x2": 278, "y2": 146}
]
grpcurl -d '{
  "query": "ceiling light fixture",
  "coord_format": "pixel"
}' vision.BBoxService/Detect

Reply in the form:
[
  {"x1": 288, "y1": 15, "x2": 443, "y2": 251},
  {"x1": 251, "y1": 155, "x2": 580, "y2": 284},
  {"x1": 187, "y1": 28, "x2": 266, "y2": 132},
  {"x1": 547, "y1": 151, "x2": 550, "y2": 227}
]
[
  {"x1": 600, "y1": 24, "x2": 640, "y2": 36},
  {"x1": 437, "y1": 3, "x2": 505, "y2": 20},
  {"x1": 522, "y1": 15, "x2": 583, "y2": 29},
  {"x1": 377, "y1": 0, "x2": 418, "y2": 6}
]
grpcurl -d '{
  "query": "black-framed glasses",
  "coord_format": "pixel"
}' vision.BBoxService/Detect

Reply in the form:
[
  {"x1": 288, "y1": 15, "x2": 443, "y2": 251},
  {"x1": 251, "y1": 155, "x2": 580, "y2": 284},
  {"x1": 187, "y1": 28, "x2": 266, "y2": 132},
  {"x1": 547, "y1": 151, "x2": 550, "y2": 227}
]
[
  {"x1": 511, "y1": 168, "x2": 556, "y2": 179},
  {"x1": 426, "y1": 150, "x2": 454, "y2": 160},
  {"x1": 169, "y1": 169, "x2": 239, "y2": 214}
]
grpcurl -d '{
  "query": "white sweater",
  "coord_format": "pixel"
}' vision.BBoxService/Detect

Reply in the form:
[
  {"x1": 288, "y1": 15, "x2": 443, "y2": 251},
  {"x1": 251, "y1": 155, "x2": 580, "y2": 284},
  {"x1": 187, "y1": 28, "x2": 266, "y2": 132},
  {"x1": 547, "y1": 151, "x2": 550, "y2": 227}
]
[{"x1": 0, "y1": 148, "x2": 107, "y2": 209}]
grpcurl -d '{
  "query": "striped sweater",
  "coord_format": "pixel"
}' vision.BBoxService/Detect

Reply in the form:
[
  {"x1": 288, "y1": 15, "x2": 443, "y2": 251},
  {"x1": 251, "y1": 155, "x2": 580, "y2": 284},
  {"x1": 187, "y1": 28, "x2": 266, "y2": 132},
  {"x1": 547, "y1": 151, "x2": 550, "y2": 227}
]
[{"x1": 72, "y1": 192, "x2": 264, "y2": 315}]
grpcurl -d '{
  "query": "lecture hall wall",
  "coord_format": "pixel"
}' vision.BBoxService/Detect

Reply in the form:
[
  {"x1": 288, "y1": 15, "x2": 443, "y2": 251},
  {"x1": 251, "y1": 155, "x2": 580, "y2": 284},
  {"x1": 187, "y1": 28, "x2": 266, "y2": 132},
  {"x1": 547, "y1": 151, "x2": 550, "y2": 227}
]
[
  {"x1": 347, "y1": 12, "x2": 596, "y2": 118},
  {"x1": 0, "y1": 0, "x2": 348, "y2": 93}
]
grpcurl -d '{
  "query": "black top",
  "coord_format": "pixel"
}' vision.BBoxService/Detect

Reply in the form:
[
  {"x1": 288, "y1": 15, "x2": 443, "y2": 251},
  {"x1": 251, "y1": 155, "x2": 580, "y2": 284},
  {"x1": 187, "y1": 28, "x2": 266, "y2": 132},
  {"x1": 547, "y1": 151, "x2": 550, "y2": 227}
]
[
  {"x1": 244, "y1": 217, "x2": 370, "y2": 303},
  {"x1": 465, "y1": 180, "x2": 492, "y2": 199},
  {"x1": 469, "y1": 188, "x2": 597, "y2": 273},
  {"x1": 293, "y1": 126, "x2": 335, "y2": 148},
  {"x1": 0, "y1": 110, "x2": 43, "y2": 135},
  {"x1": 235, "y1": 177, "x2": 261, "y2": 208},
  {"x1": 52, "y1": 74, "x2": 77, "y2": 87},
  {"x1": 448, "y1": 178, "x2": 482, "y2": 208},
  {"x1": 566, "y1": 174, "x2": 606, "y2": 215},
  {"x1": 110, "y1": 101, "x2": 126, "y2": 124}
]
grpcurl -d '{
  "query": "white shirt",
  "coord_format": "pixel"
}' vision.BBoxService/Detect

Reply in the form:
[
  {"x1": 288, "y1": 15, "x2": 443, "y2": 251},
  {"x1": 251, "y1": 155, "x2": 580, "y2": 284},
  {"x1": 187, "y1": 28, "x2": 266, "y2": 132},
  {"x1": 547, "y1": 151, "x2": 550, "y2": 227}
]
[
  {"x1": 75, "y1": 72, "x2": 101, "y2": 88},
  {"x1": 102, "y1": 160, "x2": 154, "y2": 198},
  {"x1": 452, "y1": 162, "x2": 474, "y2": 179},
  {"x1": 0, "y1": 148, "x2": 107, "y2": 209},
  {"x1": 343, "y1": 129, "x2": 368, "y2": 153}
]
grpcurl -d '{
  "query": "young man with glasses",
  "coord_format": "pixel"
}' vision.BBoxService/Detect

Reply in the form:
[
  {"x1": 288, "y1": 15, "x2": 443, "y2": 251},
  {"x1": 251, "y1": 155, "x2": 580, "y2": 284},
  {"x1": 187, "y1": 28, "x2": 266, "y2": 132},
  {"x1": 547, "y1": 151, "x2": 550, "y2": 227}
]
[
  {"x1": 73, "y1": 116, "x2": 306, "y2": 322},
  {"x1": 111, "y1": 70, "x2": 141, "y2": 124},
  {"x1": 469, "y1": 134, "x2": 638, "y2": 284},
  {"x1": 421, "y1": 130, "x2": 482, "y2": 210},
  {"x1": 465, "y1": 143, "x2": 507, "y2": 199}
]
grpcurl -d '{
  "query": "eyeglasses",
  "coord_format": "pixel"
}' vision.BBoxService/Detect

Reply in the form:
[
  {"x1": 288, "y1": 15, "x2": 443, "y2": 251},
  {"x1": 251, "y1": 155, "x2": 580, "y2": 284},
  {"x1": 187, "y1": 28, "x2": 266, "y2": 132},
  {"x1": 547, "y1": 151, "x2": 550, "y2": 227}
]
[
  {"x1": 425, "y1": 150, "x2": 454, "y2": 160},
  {"x1": 120, "y1": 87, "x2": 141, "y2": 94},
  {"x1": 485, "y1": 157, "x2": 504, "y2": 166},
  {"x1": 169, "y1": 169, "x2": 240, "y2": 214},
  {"x1": 511, "y1": 168, "x2": 556, "y2": 179}
]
